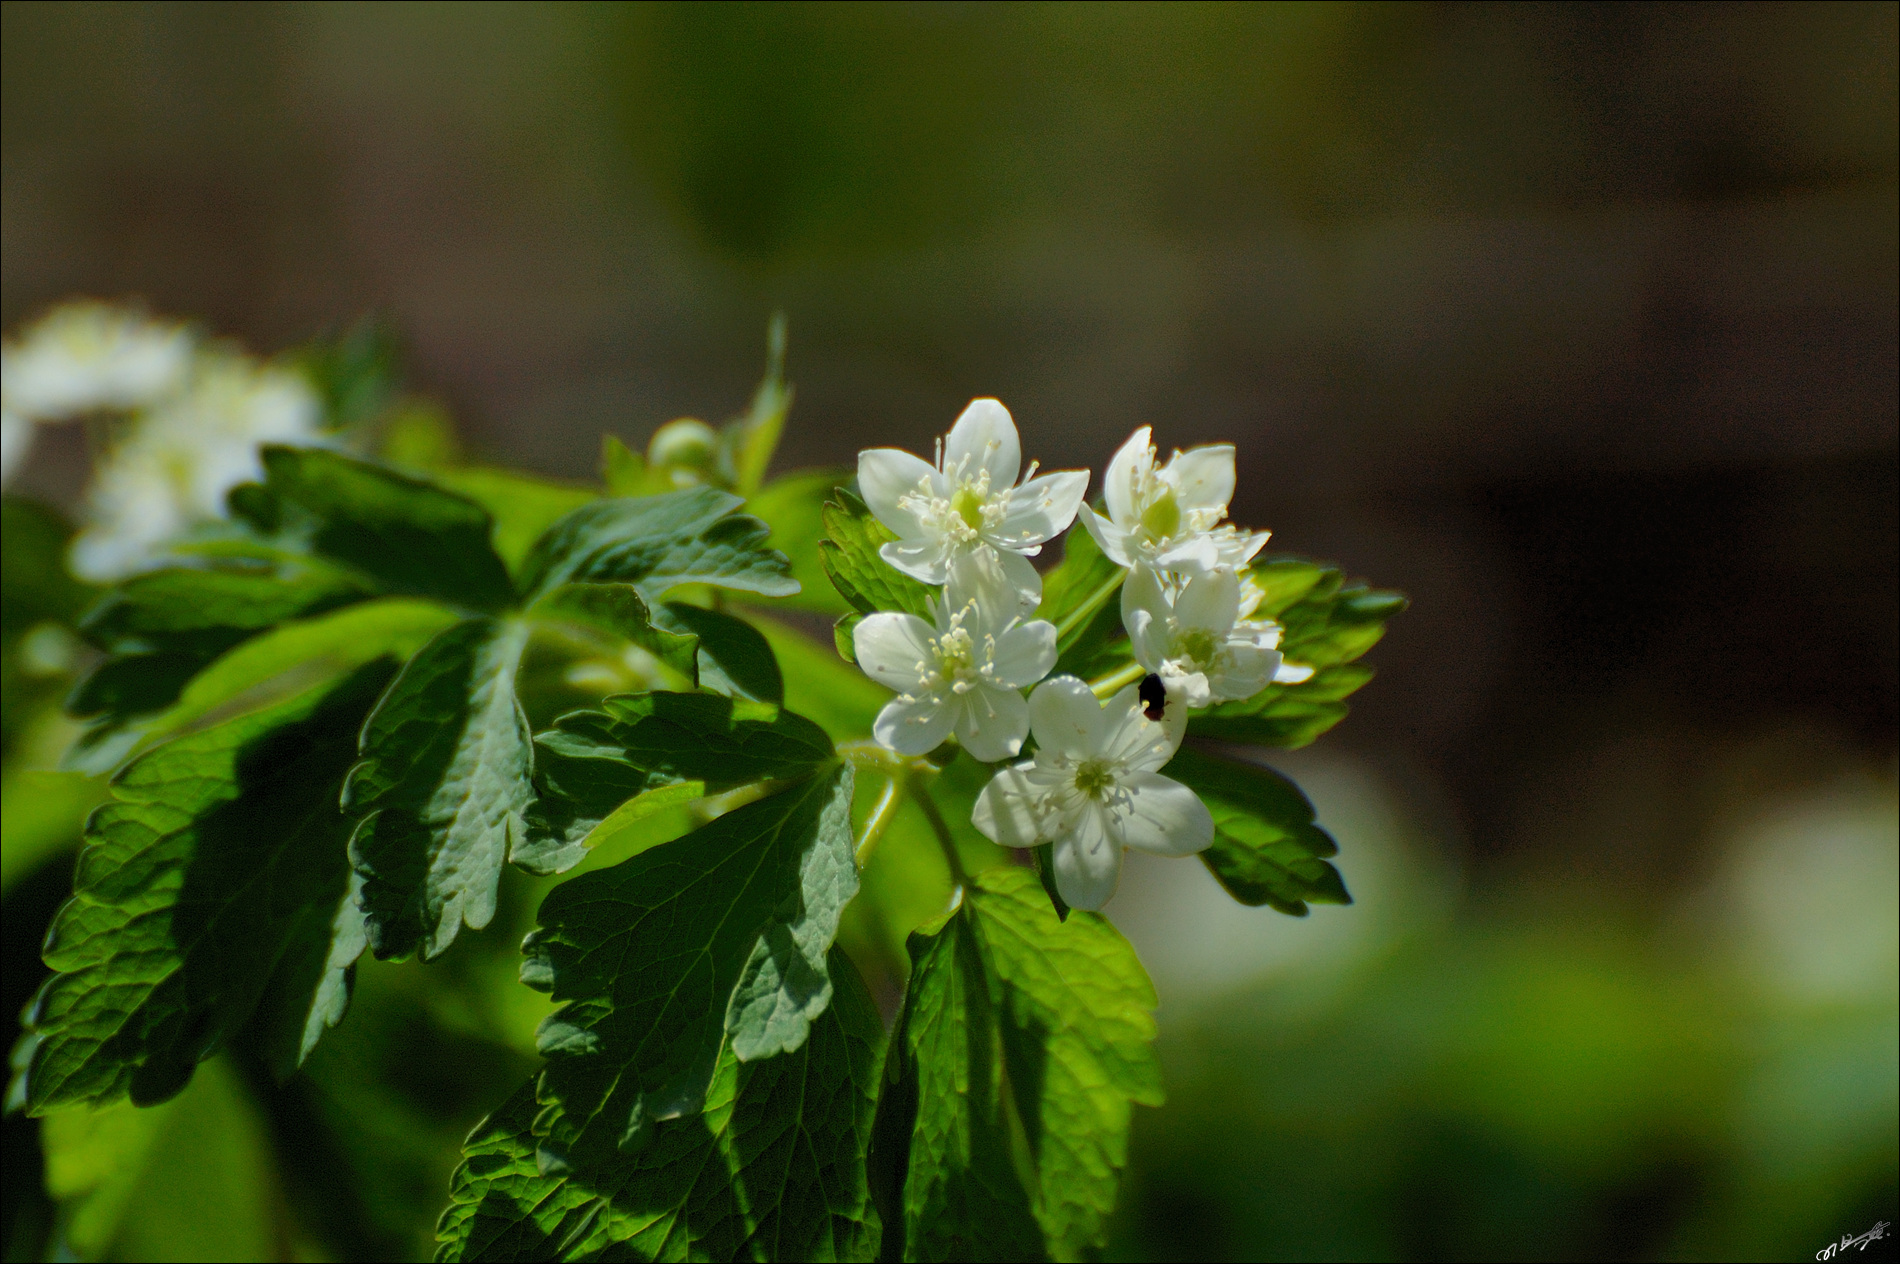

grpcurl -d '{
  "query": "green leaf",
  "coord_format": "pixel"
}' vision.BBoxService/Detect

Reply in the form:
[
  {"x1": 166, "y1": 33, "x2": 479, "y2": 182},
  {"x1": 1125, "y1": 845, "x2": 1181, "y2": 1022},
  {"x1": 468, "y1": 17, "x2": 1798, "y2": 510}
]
[
  {"x1": 519, "y1": 487, "x2": 798, "y2": 605},
  {"x1": 435, "y1": 947, "x2": 883, "y2": 1263},
  {"x1": 526, "y1": 583, "x2": 699, "y2": 684},
  {"x1": 64, "y1": 553, "x2": 378, "y2": 764},
  {"x1": 656, "y1": 601, "x2": 784, "y2": 703},
  {"x1": 257, "y1": 445, "x2": 516, "y2": 612},
  {"x1": 22, "y1": 662, "x2": 394, "y2": 1112},
  {"x1": 600, "y1": 434, "x2": 650, "y2": 497},
  {"x1": 345, "y1": 617, "x2": 534, "y2": 961},
  {"x1": 430, "y1": 466, "x2": 598, "y2": 578},
  {"x1": 721, "y1": 312, "x2": 794, "y2": 497},
  {"x1": 747, "y1": 468, "x2": 853, "y2": 616},
  {"x1": 818, "y1": 487, "x2": 935, "y2": 620},
  {"x1": 868, "y1": 899, "x2": 1043, "y2": 1262},
  {"x1": 519, "y1": 691, "x2": 835, "y2": 875},
  {"x1": 1036, "y1": 517, "x2": 1127, "y2": 679},
  {"x1": 752, "y1": 613, "x2": 892, "y2": 743},
  {"x1": 1190, "y1": 557, "x2": 1404, "y2": 749},
  {"x1": 72, "y1": 597, "x2": 461, "y2": 777},
  {"x1": 2, "y1": 497, "x2": 90, "y2": 636},
  {"x1": 1162, "y1": 746, "x2": 1350, "y2": 915},
  {"x1": 524, "y1": 765, "x2": 856, "y2": 1168},
  {"x1": 871, "y1": 866, "x2": 1162, "y2": 1262},
  {"x1": 297, "y1": 316, "x2": 401, "y2": 430}
]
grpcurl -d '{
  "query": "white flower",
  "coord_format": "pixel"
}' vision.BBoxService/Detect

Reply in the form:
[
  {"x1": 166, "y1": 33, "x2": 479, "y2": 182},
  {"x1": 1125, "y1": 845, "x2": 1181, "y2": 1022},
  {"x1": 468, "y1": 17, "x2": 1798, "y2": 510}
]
[
  {"x1": 1234, "y1": 568, "x2": 1314, "y2": 684},
  {"x1": 973, "y1": 675, "x2": 1213, "y2": 910},
  {"x1": 853, "y1": 562, "x2": 1058, "y2": 762},
  {"x1": 1123, "y1": 565, "x2": 1300, "y2": 707},
  {"x1": 858, "y1": 398, "x2": 1089, "y2": 605},
  {"x1": 1, "y1": 302, "x2": 194, "y2": 422},
  {"x1": 1078, "y1": 426, "x2": 1267, "y2": 574},
  {"x1": 70, "y1": 356, "x2": 323, "y2": 581}
]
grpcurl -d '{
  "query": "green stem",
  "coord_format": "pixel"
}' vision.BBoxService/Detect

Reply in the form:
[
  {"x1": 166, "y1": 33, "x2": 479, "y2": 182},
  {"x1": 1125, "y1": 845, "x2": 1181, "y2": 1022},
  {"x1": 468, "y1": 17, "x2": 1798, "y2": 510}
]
[
  {"x1": 908, "y1": 779, "x2": 970, "y2": 885},
  {"x1": 854, "y1": 777, "x2": 902, "y2": 868},
  {"x1": 1087, "y1": 660, "x2": 1147, "y2": 698},
  {"x1": 1052, "y1": 569, "x2": 1125, "y2": 644}
]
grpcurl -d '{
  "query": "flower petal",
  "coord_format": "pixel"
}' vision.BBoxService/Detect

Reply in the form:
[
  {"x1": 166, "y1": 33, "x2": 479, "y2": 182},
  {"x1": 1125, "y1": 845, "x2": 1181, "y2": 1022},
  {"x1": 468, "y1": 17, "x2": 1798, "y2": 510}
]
[
  {"x1": 989, "y1": 620, "x2": 1057, "y2": 689},
  {"x1": 852, "y1": 611, "x2": 938, "y2": 691},
  {"x1": 1120, "y1": 563, "x2": 1170, "y2": 636},
  {"x1": 1274, "y1": 659, "x2": 1315, "y2": 684},
  {"x1": 995, "y1": 469, "x2": 1088, "y2": 548},
  {"x1": 878, "y1": 539, "x2": 950, "y2": 586},
  {"x1": 1175, "y1": 568, "x2": 1241, "y2": 635},
  {"x1": 1099, "y1": 685, "x2": 1184, "y2": 771},
  {"x1": 873, "y1": 691, "x2": 956, "y2": 756},
  {"x1": 973, "y1": 764, "x2": 1044, "y2": 848},
  {"x1": 857, "y1": 447, "x2": 937, "y2": 539},
  {"x1": 993, "y1": 547, "x2": 1044, "y2": 608},
  {"x1": 1053, "y1": 805, "x2": 1122, "y2": 910},
  {"x1": 1077, "y1": 504, "x2": 1133, "y2": 568},
  {"x1": 1028, "y1": 675, "x2": 1101, "y2": 759},
  {"x1": 1110, "y1": 771, "x2": 1213, "y2": 856},
  {"x1": 1161, "y1": 666, "x2": 1213, "y2": 709},
  {"x1": 956, "y1": 684, "x2": 1030, "y2": 762},
  {"x1": 1155, "y1": 533, "x2": 1221, "y2": 573},
  {"x1": 947, "y1": 548, "x2": 1036, "y2": 620},
  {"x1": 944, "y1": 398, "x2": 1020, "y2": 488},
  {"x1": 1126, "y1": 608, "x2": 1164, "y2": 674},
  {"x1": 1220, "y1": 528, "x2": 1271, "y2": 569},
  {"x1": 1207, "y1": 644, "x2": 1278, "y2": 701},
  {"x1": 1165, "y1": 444, "x2": 1236, "y2": 513},
  {"x1": 1101, "y1": 427, "x2": 1152, "y2": 528}
]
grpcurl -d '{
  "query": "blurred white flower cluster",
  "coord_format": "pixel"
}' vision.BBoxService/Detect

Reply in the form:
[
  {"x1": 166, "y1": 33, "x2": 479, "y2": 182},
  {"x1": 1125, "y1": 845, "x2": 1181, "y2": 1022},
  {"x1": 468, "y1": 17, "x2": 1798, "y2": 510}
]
[
  {"x1": 2, "y1": 301, "x2": 324, "y2": 580},
  {"x1": 855, "y1": 402, "x2": 1308, "y2": 909}
]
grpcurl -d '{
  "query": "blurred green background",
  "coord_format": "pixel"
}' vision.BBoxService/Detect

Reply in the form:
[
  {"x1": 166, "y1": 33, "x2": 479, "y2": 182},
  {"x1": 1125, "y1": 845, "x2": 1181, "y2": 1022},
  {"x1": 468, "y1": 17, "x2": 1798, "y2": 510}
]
[{"x1": 3, "y1": 3, "x2": 1895, "y2": 1261}]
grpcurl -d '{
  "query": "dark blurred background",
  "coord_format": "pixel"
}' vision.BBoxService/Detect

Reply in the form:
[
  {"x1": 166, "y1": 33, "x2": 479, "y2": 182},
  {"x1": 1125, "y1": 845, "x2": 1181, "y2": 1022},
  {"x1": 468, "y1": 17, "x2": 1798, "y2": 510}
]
[{"x1": 3, "y1": 3, "x2": 1895, "y2": 1261}]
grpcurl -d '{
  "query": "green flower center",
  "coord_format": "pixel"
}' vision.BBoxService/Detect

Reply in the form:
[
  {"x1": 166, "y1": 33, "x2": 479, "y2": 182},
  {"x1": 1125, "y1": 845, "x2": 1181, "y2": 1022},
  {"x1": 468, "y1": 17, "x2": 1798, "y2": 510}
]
[
  {"x1": 1170, "y1": 627, "x2": 1221, "y2": 667},
  {"x1": 936, "y1": 627, "x2": 976, "y2": 680},
  {"x1": 1139, "y1": 486, "x2": 1180, "y2": 540},
  {"x1": 950, "y1": 484, "x2": 988, "y2": 531},
  {"x1": 1073, "y1": 759, "x2": 1116, "y2": 800}
]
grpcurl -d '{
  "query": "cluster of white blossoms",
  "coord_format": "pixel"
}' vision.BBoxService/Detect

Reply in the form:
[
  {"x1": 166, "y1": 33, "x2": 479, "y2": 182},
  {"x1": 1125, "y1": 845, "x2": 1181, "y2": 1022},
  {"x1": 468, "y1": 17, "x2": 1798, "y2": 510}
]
[
  {"x1": 855, "y1": 404, "x2": 1310, "y2": 910},
  {"x1": 1, "y1": 301, "x2": 325, "y2": 581}
]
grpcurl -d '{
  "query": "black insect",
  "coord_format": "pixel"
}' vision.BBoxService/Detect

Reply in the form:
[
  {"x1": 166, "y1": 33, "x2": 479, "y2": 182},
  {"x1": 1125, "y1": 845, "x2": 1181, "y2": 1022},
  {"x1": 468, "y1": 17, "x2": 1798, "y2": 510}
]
[{"x1": 1138, "y1": 673, "x2": 1167, "y2": 721}]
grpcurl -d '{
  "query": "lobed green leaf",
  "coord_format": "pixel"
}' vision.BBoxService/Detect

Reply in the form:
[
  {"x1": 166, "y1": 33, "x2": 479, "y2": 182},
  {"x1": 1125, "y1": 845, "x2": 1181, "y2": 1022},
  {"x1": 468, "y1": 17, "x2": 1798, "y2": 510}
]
[
  {"x1": 64, "y1": 554, "x2": 379, "y2": 769},
  {"x1": 1162, "y1": 746, "x2": 1350, "y2": 915},
  {"x1": 1191, "y1": 557, "x2": 1404, "y2": 749},
  {"x1": 520, "y1": 691, "x2": 833, "y2": 875},
  {"x1": 524, "y1": 765, "x2": 856, "y2": 1170},
  {"x1": 871, "y1": 866, "x2": 1162, "y2": 1261},
  {"x1": 22, "y1": 662, "x2": 394, "y2": 1112},
  {"x1": 257, "y1": 446, "x2": 517, "y2": 612},
  {"x1": 747, "y1": 469, "x2": 853, "y2": 616},
  {"x1": 818, "y1": 488, "x2": 935, "y2": 621},
  {"x1": 345, "y1": 617, "x2": 534, "y2": 961},
  {"x1": 519, "y1": 488, "x2": 797, "y2": 605},
  {"x1": 654, "y1": 601, "x2": 784, "y2": 704},
  {"x1": 429, "y1": 467, "x2": 598, "y2": 579},
  {"x1": 435, "y1": 947, "x2": 883, "y2": 1263},
  {"x1": 525, "y1": 583, "x2": 699, "y2": 685}
]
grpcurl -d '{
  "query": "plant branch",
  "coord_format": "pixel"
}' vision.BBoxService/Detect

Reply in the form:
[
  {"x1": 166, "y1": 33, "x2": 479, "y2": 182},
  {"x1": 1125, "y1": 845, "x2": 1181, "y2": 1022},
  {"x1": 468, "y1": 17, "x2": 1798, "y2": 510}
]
[
  {"x1": 1087, "y1": 660, "x2": 1147, "y2": 698},
  {"x1": 908, "y1": 777, "x2": 970, "y2": 886},
  {"x1": 855, "y1": 776, "x2": 902, "y2": 868},
  {"x1": 1052, "y1": 568, "x2": 1125, "y2": 643}
]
